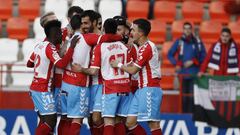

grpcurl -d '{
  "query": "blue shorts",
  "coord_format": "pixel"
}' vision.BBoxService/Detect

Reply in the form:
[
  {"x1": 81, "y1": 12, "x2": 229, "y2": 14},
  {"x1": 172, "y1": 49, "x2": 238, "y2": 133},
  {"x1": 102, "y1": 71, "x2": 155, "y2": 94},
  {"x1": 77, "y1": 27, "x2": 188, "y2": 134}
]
[
  {"x1": 128, "y1": 87, "x2": 163, "y2": 122},
  {"x1": 89, "y1": 84, "x2": 102, "y2": 113},
  {"x1": 30, "y1": 90, "x2": 56, "y2": 115},
  {"x1": 102, "y1": 93, "x2": 132, "y2": 117},
  {"x1": 61, "y1": 81, "x2": 90, "y2": 118},
  {"x1": 53, "y1": 87, "x2": 62, "y2": 114},
  {"x1": 117, "y1": 92, "x2": 133, "y2": 117}
]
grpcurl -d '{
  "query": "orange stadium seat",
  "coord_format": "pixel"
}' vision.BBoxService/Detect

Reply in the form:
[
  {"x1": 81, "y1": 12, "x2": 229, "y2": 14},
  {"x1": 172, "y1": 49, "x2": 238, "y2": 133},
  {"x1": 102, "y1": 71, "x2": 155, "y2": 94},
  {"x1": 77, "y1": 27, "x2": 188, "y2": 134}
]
[
  {"x1": 0, "y1": 0, "x2": 12, "y2": 20},
  {"x1": 200, "y1": 20, "x2": 222, "y2": 44},
  {"x1": 182, "y1": 1, "x2": 204, "y2": 24},
  {"x1": 228, "y1": 21, "x2": 240, "y2": 44},
  {"x1": 149, "y1": 20, "x2": 167, "y2": 44},
  {"x1": 126, "y1": 0, "x2": 149, "y2": 19},
  {"x1": 161, "y1": 67, "x2": 175, "y2": 90},
  {"x1": 162, "y1": 41, "x2": 175, "y2": 68},
  {"x1": 154, "y1": 1, "x2": 177, "y2": 23},
  {"x1": 204, "y1": 43, "x2": 212, "y2": 52},
  {"x1": 7, "y1": 17, "x2": 29, "y2": 41},
  {"x1": 19, "y1": 0, "x2": 40, "y2": 20},
  {"x1": 209, "y1": 1, "x2": 230, "y2": 24},
  {"x1": 183, "y1": 0, "x2": 211, "y2": 2},
  {"x1": 156, "y1": 0, "x2": 182, "y2": 2}
]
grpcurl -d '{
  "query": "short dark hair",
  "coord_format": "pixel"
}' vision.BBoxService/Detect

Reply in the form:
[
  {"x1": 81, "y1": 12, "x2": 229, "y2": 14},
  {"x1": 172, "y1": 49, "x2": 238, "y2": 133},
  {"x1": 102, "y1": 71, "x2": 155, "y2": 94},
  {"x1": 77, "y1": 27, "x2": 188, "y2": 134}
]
[
  {"x1": 133, "y1": 19, "x2": 151, "y2": 36},
  {"x1": 221, "y1": 27, "x2": 231, "y2": 35},
  {"x1": 104, "y1": 18, "x2": 117, "y2": 34},
  {"x1": 70, "y1": 14, "x2": 81, "y2": 31},
  {"x1": 44, "y1": 20, "x2": 61, "y2": 38},
  {"x1": 183, "y1": 22, "x2": 192, "y2": 29},
  {"x1": 80, "y1": 10, "x2": 96, "y2": 23},
  {"x1": 67, "y1": 6, "x2": 84, "y2": 18}
]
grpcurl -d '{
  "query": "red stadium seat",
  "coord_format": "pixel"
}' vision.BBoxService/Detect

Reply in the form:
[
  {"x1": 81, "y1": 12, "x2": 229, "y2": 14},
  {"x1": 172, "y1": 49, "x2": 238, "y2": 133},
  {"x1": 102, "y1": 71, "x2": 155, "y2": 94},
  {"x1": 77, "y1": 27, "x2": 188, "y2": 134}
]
[
  {"x1": 161, "y1": 67, "x2": 175, "y2": 90},
  {"x1": 162, "y1": 41, "x2": 175, "y2": 68},
  {"x1": 156, "y1": 0, "x2": 182, "y2": 2},
  {"x1": 7, "y1": 17, "x2": 29, "y2": 41},
  {"x1": 149, "y1": 20, "x2": 167, "y2": 44},
  {"x1": 228, "y1": 22, "x2": 240, "y2": 44},
  {"x1": 0, "y1": 0, "x2": 12, "y2": 20},
  {"x1": 171, "y1": 20, "x2": 194, "y2": 40},
  {"x1": 183, "y1": 0, "x2": 211, "y2": 2},
  {"x1": 204, "y1": 43, "x2": 212, "y2": 52},
  {"x1": 182, "y1": 1, "x2": 204, "y2": 24},
  {"x1": 154, "y1": 1, "x2": 177, "y2": 23},
  {"x1": 200, "y1": 20, "x2": 222, "y2": 44},
  {"x1": 126, "y1": 1, "x2": 149, "y2": 19},
  {"x1": 19, "y1": 0, "x2": 40, "y2": 20},
  {"x1": 0, "y1": 20, "x2": 2, "y2": 36},
  {"x1": 209, "y1": 1, "x2": 230, "y2": 24}
]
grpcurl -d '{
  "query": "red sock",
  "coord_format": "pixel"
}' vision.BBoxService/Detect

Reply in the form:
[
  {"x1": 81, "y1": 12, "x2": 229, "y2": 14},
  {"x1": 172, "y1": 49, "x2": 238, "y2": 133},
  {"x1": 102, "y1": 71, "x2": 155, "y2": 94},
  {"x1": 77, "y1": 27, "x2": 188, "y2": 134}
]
[
  {"x1": 57, "y1": 119, "x2": 66, "y2": 135},
  {"x1": 151, "y1": 128, "x2": 163, "y2": 135},
  {"x1": 35, "y1": 123, "x2": 52, "y2": 135},
  {"x1": 97, "y1": 123, "x2": 104, "y2": 135},
  {"x1": 115, "y1": 123, "x2": 126, "y2": 135},
  {"x1": 103, "y1": 125, "x2": 114, "y2": 135},
  {"x1": 69, "y1": 122, "x2": 81, "y2": 135},
  {"x1": 128, "y1": 124, "x2": 146, "y2": 135},
  {"x1": 62, "y1": 120, "x2": 71, "y2": 135}
]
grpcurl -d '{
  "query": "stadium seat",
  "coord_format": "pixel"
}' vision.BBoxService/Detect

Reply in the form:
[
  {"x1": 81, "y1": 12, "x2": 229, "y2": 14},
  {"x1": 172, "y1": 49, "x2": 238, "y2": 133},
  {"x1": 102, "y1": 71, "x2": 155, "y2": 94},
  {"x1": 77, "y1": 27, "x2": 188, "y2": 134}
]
[
  {"x1": 182, "y1": 1, "x2": 204, "y2": 24},
  {"x1": 209, "y1": 1, "x2": 230, "y2": 24},
  {"x1": 0, "y1": 0, "x2": 12, "y2": 20},
  {"x1": 156, "y1": 0, "x2": 181, "y2": 2},
  {"x1": 71, "y1": 0, "x2": 95, "y2": 11},
  {"x1": 33, "y1": 17, "x2": 45, "y2": 40},
  {"x1": 183, "y1": 0, "x2": 211, "y2": 2},
  {"x1": 126, "y1": 0, "x2": 149, "y2": 19},
  {"x1": 204, "y1": 43, "x2": 212, "y2": 52},
  {"x1": 162, "y1": 41, "x2": 175, "y2": 68},
  {"x1": 199, "y1": 20, "x2": 222, "y2": 44},
  {"x1": 19, "y1": 0, "x2": 40, "y2": 20},
  {"x1": 228, "y1": 22, "x2": 240, "y2": 43},
  {"x1": 22, "y1": 38, "x2": 41, "y2": 62},
  {"x1": 7, "y1": 17, "x2": 29, "y2": 41},
  {"x1": 99, "y1": 0, "x2": 122, "y2": 22},
  {"x1": 0, "y1": 20, "x2": 2, "y2": 36},
  {"x1": 171, "y1": 20, "x2": 194, "y2": 40},
  {"x1": 154, "y1": 1, "x2": 177, "y2": 23},
  {"x1": 149, "y1": 20, "x2": 167, "y2": 44},
  {"x1": 44, "y1": 0, "x2": 68, "y2": 20},
  {"x1": 0, "y1": 38, "x2": 19, "y2": 62},
  {"x1": 161, "y1": 67, "x2": 175, "y2": 90},
  {"x1": 11, "y1": 64, "x2": 34, "y2": 86}
]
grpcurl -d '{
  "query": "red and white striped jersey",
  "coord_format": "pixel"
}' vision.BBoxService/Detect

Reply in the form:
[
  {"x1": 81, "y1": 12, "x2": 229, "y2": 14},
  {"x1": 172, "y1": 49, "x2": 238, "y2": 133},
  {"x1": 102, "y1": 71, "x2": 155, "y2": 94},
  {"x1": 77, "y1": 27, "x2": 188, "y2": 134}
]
[
  {"x1": 91, "y1": 41, "x2": 131, "y2": 94},
  {"x1": 133, "y1": 40, "x2": 161, "y2": 88},
  {"x1": 29, "y1": 41, "x2": 62, "y2": 92},
  {"x1": 62, "y1": 33, "x2": 122, "y2": 87},
  {"x1": 128, "y1": 44, "x2": 139, "y2": 92}
]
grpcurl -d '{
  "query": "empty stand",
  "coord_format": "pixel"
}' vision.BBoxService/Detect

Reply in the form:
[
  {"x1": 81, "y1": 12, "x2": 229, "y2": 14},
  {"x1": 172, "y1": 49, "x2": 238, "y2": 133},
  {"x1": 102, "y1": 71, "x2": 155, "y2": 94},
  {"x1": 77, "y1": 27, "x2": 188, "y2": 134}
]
[
  {"x1": 71, "y1": 0, "x2": 95, "y2": 11},
  {"x1": 209, "y1": 1, "x2": 230, "y2": 24},
  {"x1": 99, "y1": 0, "x2": 122, "y2": 22},
  {"x1": 126, "y1": 0, "x2": 149, "y2": 19},
  {"x1": 7, "y1": 17, "x2": 29, "y2": 41},
  {"x1": 199, "y1": 20, "x2": 222, "y2": 44},
  {"x1": 154, "y1": 1, "x2": 177, "y2": 23},
  {"x1": 162, "y1": 41, "x2": 175, "y2": 68},
  {"x1": 44, "y1": 0, "x2": 68, "y2": 20},
  {"x1": 22, "y1": 38, "x2": 41, "y2": 62},
  {"x1": 149, "y1": 20, "x2": 167, "y2": 44},
  {"x1": 0, "y1": 0, "x2": 12, "y2": 20},
  {"x1": 19, "y1": 0, "x2": 40, "y2": 20},
  {"x1": 182, "y1": 1, "x2": 204, "y2": 24},
  {"x1": 161, "y1": 67, "x2": 175, "y2": 90},
  {"x1": 11, "y1": 64, "x2": 34, "y2": 86},
  {"x1": 228, "y1": 21, "x2": 240, "y2": 43},
  {"x1": 0, "y1": 38, "x2": 19, "y2": 63}
]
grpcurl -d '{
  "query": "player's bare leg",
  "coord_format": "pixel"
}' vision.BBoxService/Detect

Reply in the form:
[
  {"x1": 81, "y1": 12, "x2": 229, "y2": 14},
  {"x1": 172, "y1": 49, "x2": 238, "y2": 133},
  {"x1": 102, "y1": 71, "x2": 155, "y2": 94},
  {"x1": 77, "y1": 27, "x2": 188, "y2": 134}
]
[
  {"x1": 68, "y1": 118, "x2": 83, "y2": 135},
  {"x1": 91, "y1": 112, "x2": 104, "y2": 135},
  {"x1": 126, "y1": 116, "x2": 146, "y2": 135},
  {"x1": 148, "y1": 121, "x2": 162, "y2": 135},
  {"x1": 103, "y1": 117, "x2": 115, "y2": 135}
]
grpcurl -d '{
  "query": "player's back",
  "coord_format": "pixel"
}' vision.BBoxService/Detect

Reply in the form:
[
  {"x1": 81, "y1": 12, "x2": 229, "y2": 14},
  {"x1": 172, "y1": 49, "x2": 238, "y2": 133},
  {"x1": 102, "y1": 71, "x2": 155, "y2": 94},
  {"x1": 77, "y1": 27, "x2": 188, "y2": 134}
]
[{"x1": 99, "y1": 41, "x2": 131, "y2": 93}]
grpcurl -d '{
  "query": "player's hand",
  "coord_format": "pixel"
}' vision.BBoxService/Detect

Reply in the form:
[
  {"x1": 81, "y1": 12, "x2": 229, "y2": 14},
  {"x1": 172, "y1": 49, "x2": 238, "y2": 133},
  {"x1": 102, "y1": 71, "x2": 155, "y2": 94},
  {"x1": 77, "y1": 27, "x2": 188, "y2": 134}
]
[
  {"x1": 71, "y1": 63, "x2": 83, "y2": 72},
  {"x1": 184, "y1": 60, "x2": 193, "y2": 68},
  {"x1": 110, "y1": 60, "x2": 119, "y2": 68},
  {"x1": 70, "y1": 35, "x2": 80, "y2": 49}
]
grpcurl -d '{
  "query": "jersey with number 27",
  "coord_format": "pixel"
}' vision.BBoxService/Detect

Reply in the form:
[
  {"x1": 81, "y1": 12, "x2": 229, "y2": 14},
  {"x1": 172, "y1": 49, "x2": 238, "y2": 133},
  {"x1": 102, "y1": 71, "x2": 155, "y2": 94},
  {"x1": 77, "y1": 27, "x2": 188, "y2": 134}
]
[{"x1": 91, "y1": 41, "x2": 131, "y2": 94}]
